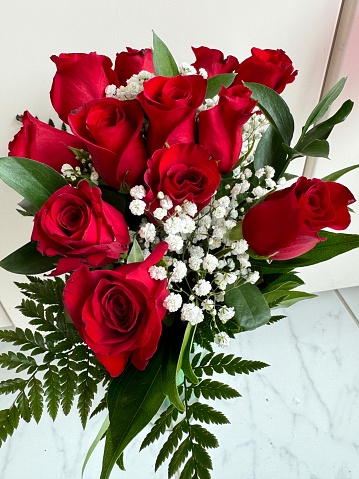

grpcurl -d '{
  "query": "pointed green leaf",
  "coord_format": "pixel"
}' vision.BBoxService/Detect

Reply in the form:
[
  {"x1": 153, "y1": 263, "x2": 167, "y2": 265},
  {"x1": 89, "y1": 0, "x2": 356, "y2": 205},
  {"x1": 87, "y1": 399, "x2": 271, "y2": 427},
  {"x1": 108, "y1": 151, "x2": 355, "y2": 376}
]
[
  {"x1": 162, "y1": 330, "x2": 185, "y2": 412},
  {"x1": 301, "y1": 77, "x2": 347, "y2": 134},
  {"x1": 177, "y1": 323, "x2": 198, "y2": 385},
  {"x1": 225, "y1": 283, "x2": 271, "y2": 331},
  {"x1": 321, "y1": 164, "x2": 359, "y2": 182},
  {"x1": 206, "y1": 73, "x2": 236, "y2": 98},
  {"x1": 301, "y1": 139, "x2": 330, "y2": 159},
  {"x1": 82, "y1": 415, "x2": 109, "y2": 477},
  {"x1": 244, "y1": 82, "x2": 294, "y2": 144},
  {"x1": 127, "y1": 237, "x2": 144, "y2": 264},
  {"x1": 0, "y1": 241, "x2": 60, "y2": 274},
  {"x1": 254, "y1": 125, "x2": 288, "y2": 178},
  {"x1": 152, "y1": 31, "x2": 179, "y2": 77},
  {"x1": 100, "y1": 345, "x2": 165, "y2": 479},
  {"x1": 0, "y1": 157, "x2": 67, "y2": 209}
]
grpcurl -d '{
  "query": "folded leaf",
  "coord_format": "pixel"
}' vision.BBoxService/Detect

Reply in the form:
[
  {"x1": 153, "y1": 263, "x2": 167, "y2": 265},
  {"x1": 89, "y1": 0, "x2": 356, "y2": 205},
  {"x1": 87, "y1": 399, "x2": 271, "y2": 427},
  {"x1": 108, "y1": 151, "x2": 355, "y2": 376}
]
[{"x1": 0, "y1": 242, "x2": 60, "y2": 275}]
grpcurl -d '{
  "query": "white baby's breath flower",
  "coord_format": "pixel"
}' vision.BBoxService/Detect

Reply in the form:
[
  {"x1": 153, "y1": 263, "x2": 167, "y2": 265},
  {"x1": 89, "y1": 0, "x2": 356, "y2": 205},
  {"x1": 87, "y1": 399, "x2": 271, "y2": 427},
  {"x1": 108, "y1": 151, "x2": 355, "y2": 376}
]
[
  {"x1": 90, "y1": 171, "x2": 99, "y2": 184},
  {"x1": 181, "y1": 303, "x2": 204, "y2": 325},
  {"x1": 199, "y1": 68, "x2": 208, "y2": 79},
  {"x1": 214, "y1": 332, "x2": 230, "y2": 348},
  {"x1": 153, "y1": 208, "x2": 167, "y2": 220},
  {"x1": 202, "y1": 254, "x2": 219, "y2": 273},
  {"x1": 160, "y1": 195, "x2": 173, "y2": 210},
  {"x1": 247, "y1": 270, "x2": 260, "y2": 284},
  {"x1": 105, "y1": 84, "x2": 118, "y2": 97},
  {"x1": 277, "y1": 177, "x2": 287, "y2": 187},
  {"x1": 265, "y1": 178, "x2": 276, "y2": 189},
  {"x1": 130, "y1": 185, "x2": 146, "y2": 199},
  {"x1": 163, "y1": 293, "x2": 183, "y2": 312},
  {"x1": 178, "y1": 62, "x2": 197, "y2": 75},
  {"x1": 157, "y1": 191, "x2": 165, "y2": 200},
  {"x1": 255, "y1": 168, "x2": 265, "y2": 178},
  {"x1": 139, "y1": 223, "x2": 156, "y2": 243},
  {"x1": 188, "y1": 256, "x2": 203, "y2": 271},
  {"x1": 188, "y1": 245, "x2": 205, "y2": 258},
  {"x1": 201, "y1": 298, "x2": 215, "y2": 312},
  {"x1": 148, "y1": 265, "x2": 167, "y2": 281},
  {"x1": 61, "y1": 164, "x2": 74, "y2": 177},
  {"x1": 129, "y1": 199, "x2": 146, "y2": 216},
  {"x1": 218, "y1": 306, "x2": 235, "y2": 323},
  {"x1": 264, "y1": 166, "x2": 275, "y2": 178},
  {"x1": 170, "y1": 261, "x2": 187, "y2": 283},
  {"x1": 164, "y1": 216, "x2": 183, "y2": 235},
  {"x1": 165, "y1": 234, "x2": 183, "y2": 253},
  {"x1": 231, "y1": 239, "x2": 248, "y2": 255},
  {"x1": 252, "y1": 186, "x2": 266, "y2": 198},
  {"x1": 182, "y1": 201, "x2": 197, "y2": 217},
  {"x1": 193, "y1": 279, "x2": 212, "y2": 297},
  {"x1": 181, "y1": 215, "x2": 196, "y2": 234}
]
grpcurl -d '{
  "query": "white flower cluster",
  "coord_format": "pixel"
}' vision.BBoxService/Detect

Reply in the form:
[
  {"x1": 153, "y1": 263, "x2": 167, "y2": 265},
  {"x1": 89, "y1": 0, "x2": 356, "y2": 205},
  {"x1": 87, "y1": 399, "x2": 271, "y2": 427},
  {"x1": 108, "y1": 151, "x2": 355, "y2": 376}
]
[
  {"x1": 178, "y1": 62, "x2": 208, "y2": 79},
  {"x1": 61, "y1": 158, "x2": 99, "y2": 185},
  {"x1": 105, "y1": 70, "x2": 154, "y2": 101}
]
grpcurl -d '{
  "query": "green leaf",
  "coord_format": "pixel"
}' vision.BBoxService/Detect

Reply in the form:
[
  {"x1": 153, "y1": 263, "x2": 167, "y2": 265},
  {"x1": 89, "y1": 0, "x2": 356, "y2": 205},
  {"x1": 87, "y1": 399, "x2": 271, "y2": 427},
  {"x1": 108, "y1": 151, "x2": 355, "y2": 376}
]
[
  {"x1": 0, "y1": 378, "x2": 27, "y2": 395},
  {"x1": 244, "y1": 82, "x2": 294, "y2": 144},
  {"x1": 321, "y1": 164, "x2": 359, "y2": 182},
  {"x1": 267, "y1": 314, "x2": 286, "y2": 325},
  {"x1": 190, "y1": 424, "x2": 219, "y2": 449},
  {"x1": 77, "y1": 369, "x2": 98, "y2": 428},
  {"x1": 127, "y1": 237, "x2": 144, "y2": 264},
  {"x1": 17, "y1": 198, "x2": 39, "y2": 216},
  {"x1": 28, "y1": 377, "x2": 44, "y2": 423},
  {"x1": 188, "y1": 402, "x2": 229, "y2": 425},
  {"x1": 162, "y1": 330, "x2": 185, "y2": 412},
  {"x1": 152, "y1": 31, "x2": 179, "y2": 77},
  {"x1": 206, "y1": 73, "x2": 236, "y2": 98},
  {"x1": 192, "y1": 379, "x2": 240, "y2": 400},
  {"x1": 155, "y1": 420, "x2": 185, "y2": 471},
  {"x1": 0, "y1": 241, "x2": 60, "y2": 275},
  {"x1": 301, "y1": 77, "x2": 347, "y2": 134},
  {"x1": 264, "y1": 289, "x2": 316, "y2": 309},
  {"x1": 141, "y1": 404, "x2": 178, "y2": 450},
  {"x1": 253, "y1": 125, "x2": 288, "y2": 178},
  {"x1": 100, "y1": 345, "x2": 166, "y2": 479},
  {"x1": 0, "y1": 157, "x2": 67, "y2": 209},
  {"x1": 17, "y1": 392, "x2": 32, "y2": 422},
  {"x1": 275, "y1": 291, "x2": 316, "y2": 308},
  {"x1": 177, "y1": 323, "x2": 198, "y2": 385},
  {"x1": 82, "y1": 415, "x2": 109, "y2": 477},
  {"x1": 301, "y1": 139, "x2": 330, "y2": 159},
  {"x1": 225, "y1": 283, "x2": 271, "y2": 331},
  {"x1": 168, "y1": 437, "x2": 191, "y2": 478},
  {"x1": 44, "y1": 364, "x2": 61, "y2": 420}
]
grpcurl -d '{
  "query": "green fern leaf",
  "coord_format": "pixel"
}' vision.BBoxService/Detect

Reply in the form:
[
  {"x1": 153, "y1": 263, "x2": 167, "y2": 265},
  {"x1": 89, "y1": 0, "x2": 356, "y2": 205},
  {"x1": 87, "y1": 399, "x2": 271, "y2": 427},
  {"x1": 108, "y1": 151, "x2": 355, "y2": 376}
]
[
  {"x1": 0, "y1": 378, "x2": 27, "y2": 395},
  {"x1": 58, "y1": 359, "x2": 78, "y2": 415},
  {"x1": 192, "y1": 443, "x2": 212, "y2": 470},
  {"x1": 168, "y1": 437, "x2": 191, "y2": 478},
  {"x1": 190, "y1": 424, "x2": 219, "y2": 449},
  {"x1": 141, "y1": 404, "x2": 178, "y2": 450},
  {"x1": 155, "y1": 420, "x2": 185, "y2": 471},
  {"x1": 268, "y1": 314, "x2": 286, "y2": 324},
  {"x1": 193, "y1": 379, "x2": 240, "y2": 400},
  {"x1": 28, "y1": 377, "x2": 44, "y2": 423},
  {"x1": 180, "y1": 457, "x2": 195, "y2": 479},
  {"x1": 17, "y1": 391, "x2": 32, "y2": 422},
  {"x1": 90, "y1": 394, "x2": 108, "y2": 419},
  {"x1": 0, "y1": 351, "x2": 37, "y2": 373},
  {"x1": 188, "y1": 403, "x2": 229, "y2": 425},
  {"x1": 44, "y1": 364, "x2": 61, "y2": 420},
  {"x1": 0, "y1": 408, "x2": 19, "y2": 444},
  {"x1": 195, "y1": 462, "x2": 212, "y2": 479},
  {"x1": 77, "y1": 369, "x2": 97, "y2": 428}
]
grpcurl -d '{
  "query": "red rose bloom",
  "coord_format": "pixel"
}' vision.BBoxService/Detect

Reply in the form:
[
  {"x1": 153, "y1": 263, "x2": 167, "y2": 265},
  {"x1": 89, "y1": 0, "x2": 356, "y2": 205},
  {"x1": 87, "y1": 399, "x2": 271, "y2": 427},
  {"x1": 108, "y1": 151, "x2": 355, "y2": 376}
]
[
  {"x1": 191, "y1": 46, "x2": 239, "y2": 78},
  {"x1": 234, "y1": 47, "x2": 298, "y2": 93},
  {"x1": 242, "y1": 177, "x2": 355, "y2": 260},
  {"x1": 144, "y1": 143, "x2": 221, "y2": 214},
  {"x1": 8, "y1": 111, "x2": 84, "y2": 173},
  {"x1": 32, "y1": 180, "x2": 130, "y2": 275},
  {"x1": 63, "y1": 242, "x2": 168, "y2": 377},
  {"x1": 137, "y1": 75, "x2": 207, "y2": 154},
  {"x1": 50, "y1": 52, "x2": 118, "y2": 123},
  {"x1": 68, "y1": 97, "x2": 148, "y2": 189},
  {"x1": 199, "y1": 85, "x2": 257, "y2": 173},
  {"x1": 115, "y1": 47, "x2": 154, "y2": 85}
]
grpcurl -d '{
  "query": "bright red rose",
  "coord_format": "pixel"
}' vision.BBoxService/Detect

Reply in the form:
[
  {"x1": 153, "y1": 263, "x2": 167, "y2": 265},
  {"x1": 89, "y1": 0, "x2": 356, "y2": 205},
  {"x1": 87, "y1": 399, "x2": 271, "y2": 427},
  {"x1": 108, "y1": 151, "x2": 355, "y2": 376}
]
[
  {"x1": 137, "y1": 75, "x2": 207, "y2": 154},
  {"x1": 8, "y1": 111, "x2": 84, "y2": 173},
  {"x1": 198, "y1": 85, "x2": 257, "y2": 173},
  {"x1": 144, "y1": 143, "x2": 221, "y2": 214},
  {"x1": 242, "y1": 177, "x2": 355, "y2": 260},
  {"x1": 32, "y1": 180, "x2": 130, "y2": 275},
  {"x1": 50, "y1": 52, "x2": 118, "y2": 123},
  {"x1": 191, "y1": 46, "x2": 239, "y2": 78},
  {"x1": 234, "y1": 48, "x2": 298, "y2": 93},
  {"x1": 63, "y1": 242, "x2": 168, "y2": 377},
  {"x1": 68, "y1": 97, "x2": 148, "y2": 189},
  {"x1": 115, "y1": 47, "x2": 154, "y2": 85}
]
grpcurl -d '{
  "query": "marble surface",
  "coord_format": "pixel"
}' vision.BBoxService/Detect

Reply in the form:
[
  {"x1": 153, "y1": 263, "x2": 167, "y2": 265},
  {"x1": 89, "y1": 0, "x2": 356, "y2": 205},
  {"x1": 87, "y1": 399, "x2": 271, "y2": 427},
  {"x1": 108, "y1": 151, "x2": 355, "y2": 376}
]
[{"x1": 1, "y1": 289, "x2": 359, "y2": 479}]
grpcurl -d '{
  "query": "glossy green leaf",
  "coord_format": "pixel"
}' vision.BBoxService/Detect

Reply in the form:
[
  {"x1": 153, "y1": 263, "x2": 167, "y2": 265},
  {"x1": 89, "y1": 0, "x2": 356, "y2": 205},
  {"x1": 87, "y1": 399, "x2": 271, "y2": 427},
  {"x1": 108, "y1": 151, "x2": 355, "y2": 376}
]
[
  {"x1": 152, "y1": 31, "x2": 179, "y2": 77},
  {"x1": 0, "y1": 242, "x2": 60, "y2": 274},
  {"x1": 0, "y1": 157, "x2": 67, "y2": 209},
  {"x1": 162, "y1": 329, "x2": 185, "y2": 412},
  {"x1": 301, "y1": 139, "x2": 330, "y2": 159},
  {"x1": 244, "y1": 82, "x2": 294, "y2": 144},
  {"x1": 321, "y1": 164, "x2": 359, "y2": 182},
  {"x1": 177, "y1": 323, "x2": 199, "y2": 385},
  {"x1": 127, "y1": 238, "x2": 144, "y2": 264},
  {"x1": 206, "y1": 73, "x2": 236, "y2": 98},
  {"x1": 301, "y1": 77, "x2": 347, "y2": 134},
  {"x1": 100, "y1": 347, "x2": 165, "y2": 479},
  {"x1": 82, "y1": 415, "x2": 109, "y2": 476},
  {"x1": 225, "y1": 283, "x2": 271, "y2": 331},
  {"x1": 253, "y1": 125, "x2": 288, "y2": 179}
]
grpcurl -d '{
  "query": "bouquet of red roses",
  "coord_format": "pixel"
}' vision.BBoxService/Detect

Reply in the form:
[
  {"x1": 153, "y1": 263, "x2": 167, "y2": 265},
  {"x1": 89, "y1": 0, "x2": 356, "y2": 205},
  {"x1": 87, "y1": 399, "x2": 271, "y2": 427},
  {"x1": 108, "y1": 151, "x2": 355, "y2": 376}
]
[{"x1": 0, "y1": 32, "x2": 358, "y2": 479}]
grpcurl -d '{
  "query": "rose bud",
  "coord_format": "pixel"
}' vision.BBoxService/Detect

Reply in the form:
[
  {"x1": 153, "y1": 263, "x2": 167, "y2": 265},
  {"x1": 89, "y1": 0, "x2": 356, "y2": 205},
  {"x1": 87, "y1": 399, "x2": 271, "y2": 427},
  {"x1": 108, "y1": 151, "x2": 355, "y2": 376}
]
[
  {"x1": 115, "y1": 47, "x2": 154, "y2": 85},
  {"x1": 191, "y1": 46, "x2": 239, "y2": 78}
]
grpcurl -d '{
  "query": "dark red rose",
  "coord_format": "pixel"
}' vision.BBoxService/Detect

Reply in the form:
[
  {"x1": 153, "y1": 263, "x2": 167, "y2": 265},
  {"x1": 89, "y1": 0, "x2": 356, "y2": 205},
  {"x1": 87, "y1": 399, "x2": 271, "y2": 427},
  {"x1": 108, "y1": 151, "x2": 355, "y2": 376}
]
[
  {"x1": 137, "y1": 75, "x2": 207, "y2": 154},
  {"x1": 68, "y1": 97, "x2": 148, "y2": 189},
  {"x1": 234, "y1": 48, "x2": 298, "y2": 93},
  {"x1": 8, "y1": 111, "x2": 84, "y2": 173},
  {"x1": 191, "y1": 46, "x2": 239, "y2": 78},
  {"x1": 50, "y1": 52, "x2": 118, "y2": 123},
  {"x1": 32, "y1": 180, "x2": 130, "y2": 274},
  {"x1": 63, "y1": 242, "x2": 168, "y2": 377},
  {"x1": 198, "y1": 85, "x2": 257, "y2": 174},
  {"x1": 242, "y1": 177, "x2": 355, "y2": 260},
  {"x1": 115, "y1": 47, "x2": 154, "y2": 85},
  {"x1": 144, "y1": 143, "x2": 221, "y2": 214}
]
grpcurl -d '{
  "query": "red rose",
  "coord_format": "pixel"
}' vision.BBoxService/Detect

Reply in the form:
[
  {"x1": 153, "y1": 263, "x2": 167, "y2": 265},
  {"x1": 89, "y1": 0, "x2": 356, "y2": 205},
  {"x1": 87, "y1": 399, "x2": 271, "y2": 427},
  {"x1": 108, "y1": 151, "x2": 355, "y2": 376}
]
[
  {"x1": 50, "y1": 52, "x2": 118, "y2": 123},
  {"x1": 68, "y1": 97, "x2": 148, "y2": 189},
  {"x1": 8, "y1": 111, "x2": 84, "y2": 173},
  {"x1": 32, "y1": 180, "x2": 130, "y2": 274},
  {"x1": 144, "y1": 143, "x2": 221, "y2": 214},
  {"x1": 234, "y1": 48, "x2": 298, "y2": 93},
  {"x1": 242, "y1": 177, "x2": 355, "y2": 260},
  {"x1": 191, "y1": 46, "x2": 239, "y2": 78},
  {"x1": 63, "y1": 242, "x2": 168, "y2": 377},
  {"x1": 137, "y1": 75, "x2": 207, "y2": 154},
  {"x1": 115, "y1": 47, "x2": 154, "y2": 85},
  {"x1": 198, "y1": 85, "x2": 257, "y2": 173}
]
